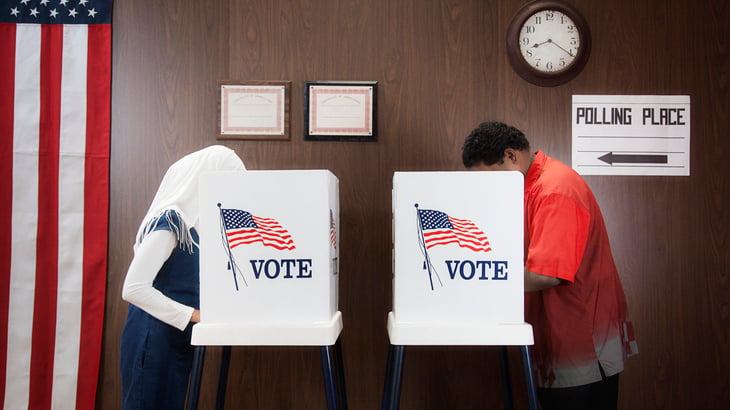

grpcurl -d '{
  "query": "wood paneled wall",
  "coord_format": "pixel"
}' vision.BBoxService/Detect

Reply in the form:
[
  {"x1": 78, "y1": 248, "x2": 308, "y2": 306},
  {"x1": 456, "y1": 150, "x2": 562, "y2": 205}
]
[{"x1": 100, "y1": 0, "x2": 730, "y2": 408}]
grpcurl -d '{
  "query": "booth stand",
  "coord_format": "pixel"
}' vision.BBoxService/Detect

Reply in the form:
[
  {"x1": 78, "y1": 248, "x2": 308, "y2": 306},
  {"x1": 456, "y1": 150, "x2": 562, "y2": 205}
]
[
  {"x1": 381, "y1": 315, "x2": 537, "y2": 410},
  {"x1": 382, "y1": 172, "x2": 538, "y2": 410},
  {"x1": 186, "y1": 170, "x2": 347, "y2": 410},
  {"x1": 186, "y1": 316, "x2": 346, "y2": 410}
]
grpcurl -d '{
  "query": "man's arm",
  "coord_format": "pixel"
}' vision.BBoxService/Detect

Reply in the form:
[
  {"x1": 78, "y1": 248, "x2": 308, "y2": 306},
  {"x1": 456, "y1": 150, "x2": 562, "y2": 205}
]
[{"x1": 524, "y1": 269, "x2": 561, "y2": 292}]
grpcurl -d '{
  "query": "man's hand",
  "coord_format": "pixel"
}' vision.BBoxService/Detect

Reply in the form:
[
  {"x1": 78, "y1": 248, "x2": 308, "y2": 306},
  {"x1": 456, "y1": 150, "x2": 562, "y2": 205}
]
[{"x1": 524, "y1": 269, "x2": 561, "y2": 292}]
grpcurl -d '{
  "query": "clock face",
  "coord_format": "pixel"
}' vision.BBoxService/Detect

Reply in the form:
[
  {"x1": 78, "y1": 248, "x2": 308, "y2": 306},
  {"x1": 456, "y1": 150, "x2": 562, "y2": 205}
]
[
  {"x1": 518, "y1": 9, "x2": 581, "y2": 74},
  {"x1": 506, "y1": 0, "x2": 591, "y2": 86}
]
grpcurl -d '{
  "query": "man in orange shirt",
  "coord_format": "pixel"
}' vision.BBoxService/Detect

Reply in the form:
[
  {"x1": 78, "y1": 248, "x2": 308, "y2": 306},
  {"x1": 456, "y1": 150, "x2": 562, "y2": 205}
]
[{"x1": 462, "y1": 121, "x2": 637, "y2": 410}]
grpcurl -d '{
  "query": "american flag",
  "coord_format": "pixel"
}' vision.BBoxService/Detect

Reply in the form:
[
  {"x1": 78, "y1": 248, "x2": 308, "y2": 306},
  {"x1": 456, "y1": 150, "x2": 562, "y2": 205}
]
[
  {"x1": 0, "y1": 1, "x2": 111, "y2": 409},
  {"x1": 418, "y1": 209, "x2": 492, "y2": 252},
  {"x1": 330, "y1": 209, "x2": 337, "y2": 250},
  {"x1": 221, "y1": 208, "x2": 296, "y2": 251}
]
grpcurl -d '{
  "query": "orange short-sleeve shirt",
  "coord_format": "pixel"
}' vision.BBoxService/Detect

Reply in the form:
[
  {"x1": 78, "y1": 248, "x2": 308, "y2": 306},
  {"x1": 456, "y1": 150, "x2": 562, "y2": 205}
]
[{"x1": 523, "y1": 151, "x2": 632, "y2": 388}]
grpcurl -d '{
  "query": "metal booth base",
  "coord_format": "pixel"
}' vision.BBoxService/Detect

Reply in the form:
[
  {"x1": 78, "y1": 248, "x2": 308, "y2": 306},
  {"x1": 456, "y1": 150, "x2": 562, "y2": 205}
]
[
  {"x1": 185, "y1": 312, "x2": 347, "y2": 410},
  {"x1": 381, "y1": 312, "x2": 538, "y2": 410}
]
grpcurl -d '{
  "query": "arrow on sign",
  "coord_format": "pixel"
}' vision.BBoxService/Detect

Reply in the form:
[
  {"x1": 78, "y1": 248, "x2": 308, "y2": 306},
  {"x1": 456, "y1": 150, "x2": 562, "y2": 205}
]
[{"x1": 598, "y1": 152, "x2": 668, "y2": 165}]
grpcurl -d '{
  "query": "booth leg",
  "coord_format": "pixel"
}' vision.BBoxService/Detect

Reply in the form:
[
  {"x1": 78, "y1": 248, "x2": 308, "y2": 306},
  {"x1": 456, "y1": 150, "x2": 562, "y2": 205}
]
[
  {"x1": 185, "y1": 345, "x2": 206, "y2": 410},
  {"x1": 380, "y1": 344, "x2": 405, "y2": 410},
  {"x1": 321, "y1": 342, "x2": 348, "y2": 410},
  {"x1": 215, "y1": 346, "x2": 231, "y2": 410},
  {"x1": 499, "y1": 346, "x2": 514, "y2": 410},
  {"x1": 520, "y1": 345, "x2": 539, "y2": 410},
  {"x1": 333, "y1": 338, "x2": 349, "y2": 410}
]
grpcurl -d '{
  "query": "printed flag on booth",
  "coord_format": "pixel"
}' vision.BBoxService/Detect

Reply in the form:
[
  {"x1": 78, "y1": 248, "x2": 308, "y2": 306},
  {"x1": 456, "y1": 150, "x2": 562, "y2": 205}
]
[
  {"x1": 329, "y1": 209, "x2": 336, "y2": 250},
  {"x1": 0, "y1": 1, "x2": 112, "y2": 409},
  {"x1": 220, "y1": 208, "x2": 296, "y2": 251},
  {"x1": 417, "y1": 209, "x2": 492, "y2": 252}
]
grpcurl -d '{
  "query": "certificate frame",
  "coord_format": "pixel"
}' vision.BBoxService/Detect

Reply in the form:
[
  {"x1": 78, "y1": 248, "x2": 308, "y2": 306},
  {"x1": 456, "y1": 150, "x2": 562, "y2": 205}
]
[
  {"x1": 304, "y1": 81, "x2": 377, "y2": 142},
  {"x1": 217, "y1": 80, "x2": 290, "y2": 140}
]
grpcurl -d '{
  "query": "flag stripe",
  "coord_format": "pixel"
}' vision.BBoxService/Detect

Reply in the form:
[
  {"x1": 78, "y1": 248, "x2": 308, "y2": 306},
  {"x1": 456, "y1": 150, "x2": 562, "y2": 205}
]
[
  {"x1": 423, "y1": 234, "x2": 492, "y2": 252},
  {"x1": 0, "y1": 22, "x2": 16, "y2": 409},
  {"x1": 423, "y1": 228, "x2": 488, "y2": 244},
  {"x1": 6, "y1": 23, "x2": 42, "y2": 410},
  {"x1": 77, "y1": 23, "x2": 111, "y2": 409},
  {"x1": 52, "y1": 24, "x2": 88, "y2": 409},
  {"x1": 29, "y1": 23, "x2": 64, "y2": 409},
  {"x1": 227, "y1": 230, "x2": 296, "y2": 250}
]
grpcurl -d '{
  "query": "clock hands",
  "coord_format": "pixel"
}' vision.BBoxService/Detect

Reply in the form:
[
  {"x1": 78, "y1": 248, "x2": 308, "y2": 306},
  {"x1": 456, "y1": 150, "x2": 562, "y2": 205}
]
[
  {"x1": 549, "y1": 40, "x2": 574, "y2": 56},
  {"x1": 530, "y1": 39, "x2": 550, "y2": 48},
  {"x1": 531, "y1": 38, "x2": 574, "y2": 57}
]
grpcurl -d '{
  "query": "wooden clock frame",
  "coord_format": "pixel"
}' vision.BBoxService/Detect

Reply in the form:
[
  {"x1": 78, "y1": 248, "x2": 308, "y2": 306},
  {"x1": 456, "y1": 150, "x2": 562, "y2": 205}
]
[{"x1": 506, "y1": 0, "x2": 592, "y2": 87}]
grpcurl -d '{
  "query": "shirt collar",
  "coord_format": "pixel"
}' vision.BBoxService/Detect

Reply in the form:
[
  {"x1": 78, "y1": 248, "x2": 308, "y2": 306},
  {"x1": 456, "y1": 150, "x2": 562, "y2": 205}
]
[{"x1": 525, "y1": 150, "x2": 546, "y2": 192}]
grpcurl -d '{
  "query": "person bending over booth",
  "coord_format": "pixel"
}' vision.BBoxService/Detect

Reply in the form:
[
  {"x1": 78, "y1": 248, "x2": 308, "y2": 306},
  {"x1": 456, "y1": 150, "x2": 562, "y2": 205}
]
[
  {"x1": 120, "y1": 145, "x2": 245, "y2": 410},
  {"x1": 462, "y1": 121, "x2": 637, "y2": 410}
]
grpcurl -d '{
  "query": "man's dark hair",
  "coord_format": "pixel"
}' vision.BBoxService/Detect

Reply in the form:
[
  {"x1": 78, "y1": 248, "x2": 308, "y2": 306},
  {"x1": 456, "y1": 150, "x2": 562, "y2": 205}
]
[{"x1": 462, "y1": 121, "x2": 531, "y2": 167}]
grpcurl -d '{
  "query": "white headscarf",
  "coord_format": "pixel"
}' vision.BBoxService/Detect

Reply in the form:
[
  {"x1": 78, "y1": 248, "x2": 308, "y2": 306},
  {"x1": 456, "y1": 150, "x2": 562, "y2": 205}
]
[{"x1": 134, "y1": 145, "x2": 245, "y2": 251}]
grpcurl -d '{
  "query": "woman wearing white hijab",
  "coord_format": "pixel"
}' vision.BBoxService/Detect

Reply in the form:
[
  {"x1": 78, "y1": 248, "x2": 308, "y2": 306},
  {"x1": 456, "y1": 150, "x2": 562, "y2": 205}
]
[{"x1": 120, "y1": 145, "x2": 245, "y2": 410}]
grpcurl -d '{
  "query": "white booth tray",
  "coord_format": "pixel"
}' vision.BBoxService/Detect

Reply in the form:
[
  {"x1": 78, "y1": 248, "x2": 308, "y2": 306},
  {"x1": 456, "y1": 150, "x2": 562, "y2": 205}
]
[{"x1": 192, "y1": 311, "x2": 343, "y2": 346}]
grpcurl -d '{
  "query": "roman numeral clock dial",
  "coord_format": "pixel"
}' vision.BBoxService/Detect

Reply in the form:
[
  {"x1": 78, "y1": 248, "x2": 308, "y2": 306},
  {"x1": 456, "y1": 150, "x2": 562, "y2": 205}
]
[{"x1": 506, "y1": 0, "x2": 591, "y2": 87}]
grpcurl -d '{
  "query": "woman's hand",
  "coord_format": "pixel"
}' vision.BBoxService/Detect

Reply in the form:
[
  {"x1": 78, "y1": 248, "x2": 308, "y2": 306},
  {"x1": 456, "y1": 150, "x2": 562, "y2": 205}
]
[{"x1": 190, "y1": 309, "x2": 201, "y2": 323}]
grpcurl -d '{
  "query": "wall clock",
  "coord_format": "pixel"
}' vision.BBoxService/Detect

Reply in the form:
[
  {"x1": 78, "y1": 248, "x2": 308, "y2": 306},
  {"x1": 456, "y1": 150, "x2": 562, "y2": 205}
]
[{"x1": 506, "y1": 0, "x2": 591, "y2": 87}]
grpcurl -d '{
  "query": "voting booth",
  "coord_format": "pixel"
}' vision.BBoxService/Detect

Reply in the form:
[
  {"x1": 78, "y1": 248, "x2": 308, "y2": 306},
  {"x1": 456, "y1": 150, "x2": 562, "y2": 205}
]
[
  {"x1": 382, "y1": 171, "x2": 538, "y2": 410},
  {"x1": 193, "y1": 169, "x2": 341, "y2": 345},
  {"x1": 388, "y1": 171, "x2": 532, "y2": 344},
  {"x1": 187, "y1": 170, "x2": 346, "y2": 410}
]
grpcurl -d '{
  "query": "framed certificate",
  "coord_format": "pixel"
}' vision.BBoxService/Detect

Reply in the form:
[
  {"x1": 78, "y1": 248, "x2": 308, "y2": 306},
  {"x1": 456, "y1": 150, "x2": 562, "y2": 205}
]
[
  {"x1": 218, "y1": 81, "x2": 290, "y2": 140},
  {"x1": 304, "y1": 81, "x2": 377, "y2": 142}
]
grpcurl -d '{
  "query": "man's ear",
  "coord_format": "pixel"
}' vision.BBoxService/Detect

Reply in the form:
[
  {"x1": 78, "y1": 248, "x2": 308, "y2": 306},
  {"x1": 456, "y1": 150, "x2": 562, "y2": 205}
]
[{"x1": 504, "y1": 148, "x2": 517, "y2": 163}]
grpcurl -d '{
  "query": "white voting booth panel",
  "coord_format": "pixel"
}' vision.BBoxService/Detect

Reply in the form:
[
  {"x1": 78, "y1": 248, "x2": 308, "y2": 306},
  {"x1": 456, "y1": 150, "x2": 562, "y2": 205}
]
[
  {"x1": 389, "y1": 171, "x2": 533, "y2": 345},
  {"x1": 192, "y1": 170, "x2": 341, "y2": 346}
]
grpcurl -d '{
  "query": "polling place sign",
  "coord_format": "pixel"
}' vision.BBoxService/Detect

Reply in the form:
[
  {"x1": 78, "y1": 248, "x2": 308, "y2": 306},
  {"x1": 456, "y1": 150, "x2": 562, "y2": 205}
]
[{"x1": 572, "y1": 95, "x2": 690, "y2": 176}]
